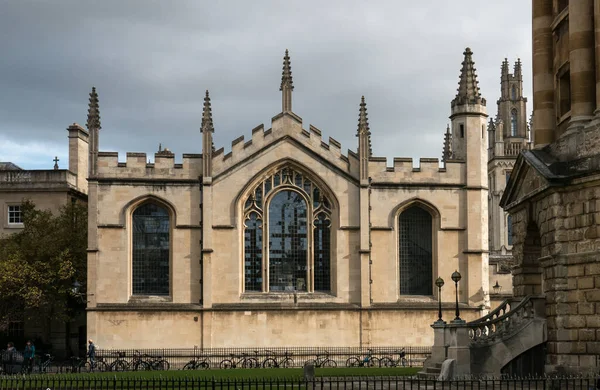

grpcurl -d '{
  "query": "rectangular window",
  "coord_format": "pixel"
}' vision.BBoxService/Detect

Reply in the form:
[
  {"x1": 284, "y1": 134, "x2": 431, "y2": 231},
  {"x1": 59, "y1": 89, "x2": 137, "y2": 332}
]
[
  {"x1": 459, "y1": 124, "x2": 465, "y2": 138},
  {"x1": 7, "y1": 205, "x2": 22, "y2": 224},
  {"x1": 507, "y1": 214, "x2": 513, "y2": 246},
  {"x1": 558, "y1": 69, "x2": 571, "y2": 117}
]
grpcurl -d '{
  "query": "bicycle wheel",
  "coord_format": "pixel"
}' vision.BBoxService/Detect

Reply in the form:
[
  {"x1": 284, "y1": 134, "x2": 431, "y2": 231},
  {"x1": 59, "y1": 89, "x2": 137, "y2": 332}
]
[
  {"x1": 346, "y1": 357, "x2": 360, "y2": 367},
  {"x1": 401, "y1": 357, "x2": 407, "y2": 367},
  {"x1": 378, "y1": 357, "x2": 394, "y2": 367},
  {"x1": 183, "y1": 361, "x2": 196, "y2": 370},
  {"x1": 367, "y1": 357, "x2": 379, "y2": 367},
  {"x1": 133, "y1": 361, "x2": 150, "y2": 371},
  {"x1": 156, "y1": 360, "x2": 170, "y2": 371},
  {"x1": 111, "y1": 360, "x2": 128, "y2": 372},
  {"x1": 323, "y1": 359, "x2": 337, "y2": 368},
  {"x1": 60, "y1": 362, "x2": 73, "y2": 374},
  {"x1": 220, "y1": 359, "x2": 233, "y2": 369},
  {"x1": 280, "y1": 358, "x2": 294, "y2": 368},
  {"x1": 241, "y1": 358, "x2": 254, "y2": 369},
  {"x1": 199, "y1": 361, "x2": 210, "y2": 370},
  {"x1": 262, "y1": 358, "x2": 278, "y2": 368}
]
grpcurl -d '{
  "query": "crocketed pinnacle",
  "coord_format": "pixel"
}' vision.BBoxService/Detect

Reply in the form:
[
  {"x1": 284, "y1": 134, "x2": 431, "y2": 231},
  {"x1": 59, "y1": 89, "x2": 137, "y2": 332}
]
[
  {"x1": 357, "y1": 96, "x2": 372, "y2": 156},
  {"x1": 280, "y1": 49, "x2": 294, "y2": 91},
  {"x1": 201, "y1": 90, "x2": 214, "y2": 133},
  {"x1": 501, "y1": 58, "x2": 510, "y2": 78},
  {"x1": 452, "y1": 47, "x2": 484, "y2": 107},
  {"x1": 514, "y1": 58, "x2": 522, "y2": 79},
  {"x1": 442, "y1": 124, "x2": 452, "y2": 162},
  {"x1": 86, "y1": 87, "x2": 101, "y2": 131}
]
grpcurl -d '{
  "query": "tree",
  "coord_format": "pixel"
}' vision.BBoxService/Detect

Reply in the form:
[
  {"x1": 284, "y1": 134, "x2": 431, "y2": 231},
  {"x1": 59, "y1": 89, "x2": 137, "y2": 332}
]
[{"x1": 0, "y1": 200, "x2": 87, "y2": 332}]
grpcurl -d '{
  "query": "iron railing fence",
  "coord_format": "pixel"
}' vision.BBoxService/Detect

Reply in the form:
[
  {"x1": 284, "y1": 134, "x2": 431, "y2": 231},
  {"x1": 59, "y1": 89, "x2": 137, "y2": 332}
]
[
  {"x1": 0, "y1": 375, "x2": 598, "y2": 389},
  {"x1": 94, "y1": 346, "x2": 431, "y2": 370}
]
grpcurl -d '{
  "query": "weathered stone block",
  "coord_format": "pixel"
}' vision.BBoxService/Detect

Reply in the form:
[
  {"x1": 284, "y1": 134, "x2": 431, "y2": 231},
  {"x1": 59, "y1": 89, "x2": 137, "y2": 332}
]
[
  {"x1": 584, "y1": 289, "x2": 600, "y2": 302},
  {"x1": 577, "y1": 302, "x2": 595, "y2": 315},
  {"x1": 555, "y1": 329, "x2": 579, "y2": 341},
  {"x1": 586, "y1": 342, "x2": 600, "y2": 354},
  {"x1": 578, "y1": 329, "x2": 596, "y2": 341},
  {"x1": 586, "y1": 315, "x2": 600, "y2": 328},
  {"x1": 563, "y1": 315, "x2": 587, "y2": 329},
  {"x1": 585, "y1": 263, "x2": 600, "y2": 275},
  {"x1": 577, "y1": 276, "x2": 595, "y2": 289},
  {"x1": 556, "y1": 341, "x2": 586, "y2": 354}
]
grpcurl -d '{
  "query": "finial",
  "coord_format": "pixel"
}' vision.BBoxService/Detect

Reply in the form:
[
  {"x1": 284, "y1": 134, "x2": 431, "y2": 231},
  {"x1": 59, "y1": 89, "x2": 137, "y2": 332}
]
[
  {"x1": 514, "y1": 58, "x2": 522, "y2": 78},
  {"x1": 86, "y1": 86, "x2": 101, "y2": 131},
  {"x1": 201, "y1": 90, "x2": 214, "y2": 133},
  {"x1": 357, "y1": 96, "x2": 372, "y2": 157},
  {"x1": 159, "y1": 143, "x2": 162, "y2": 152},
  {"x1": 442, "y1": 124, "x2": 452, "y2": 163},
  {"x1": 53, "y1": 156, "x2": 59, "y2": 170},
  {"x1": 451, "y1": 47, "x2": 484, "y2": 107},
  {"x1": 280, "y1": 49, "x2": 293, "y2": 92}
]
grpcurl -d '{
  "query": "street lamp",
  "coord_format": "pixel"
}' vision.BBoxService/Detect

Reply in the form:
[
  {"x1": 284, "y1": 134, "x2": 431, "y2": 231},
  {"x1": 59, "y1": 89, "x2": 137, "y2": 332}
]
[
  {"x1": 493, "y1": 281, "x2": 501, "y2": 295},
  {"x1": 435, "y1": 277, "x2": 445, "y2": 324},
  {"x1": 451, "y1": 270, "x2": 462, "y2": 322}
]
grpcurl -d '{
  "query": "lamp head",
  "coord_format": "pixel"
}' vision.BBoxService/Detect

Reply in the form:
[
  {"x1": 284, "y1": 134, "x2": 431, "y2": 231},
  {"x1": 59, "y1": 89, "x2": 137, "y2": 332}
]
[
  {"x1": 435, "y1": 277, "x2": 445, "y2": 288},
  {"x1": 451, "y1": 270, "x2": 462, "y2": 283}
]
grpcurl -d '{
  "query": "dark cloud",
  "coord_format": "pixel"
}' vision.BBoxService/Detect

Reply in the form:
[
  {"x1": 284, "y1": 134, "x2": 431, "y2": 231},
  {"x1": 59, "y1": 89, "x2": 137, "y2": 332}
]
[{"x1": 0, "y1": 1, "x2": 532, "y2": 169}]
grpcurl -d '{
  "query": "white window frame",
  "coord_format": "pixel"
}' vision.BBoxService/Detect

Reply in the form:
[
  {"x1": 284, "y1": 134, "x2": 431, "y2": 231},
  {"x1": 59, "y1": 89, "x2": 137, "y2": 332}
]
[{"x1": 7, "y1": 204, "x2": 24, "y2": 226}]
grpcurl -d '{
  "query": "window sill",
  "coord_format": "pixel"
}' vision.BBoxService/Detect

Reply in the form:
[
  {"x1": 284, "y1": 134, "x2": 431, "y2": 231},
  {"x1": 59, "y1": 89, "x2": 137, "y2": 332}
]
[
  {"x1": 397, "y1": 295, "x2": 436, "y2": 304},
  {"x1": 241, "y1": 291, "x2": 335, "y2": 301},
  {"x1": 128, "y1": 295, "x2": 172, "y2": 304},
  {"x1": 5, "y1": 223, "x2": 24, "y2": 229}
]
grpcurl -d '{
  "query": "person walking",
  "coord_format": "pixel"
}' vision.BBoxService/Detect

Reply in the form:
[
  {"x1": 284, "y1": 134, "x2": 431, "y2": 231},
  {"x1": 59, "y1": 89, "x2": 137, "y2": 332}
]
[
  {"x1": 3, "y1": 342, "x2": 15, "y2": 374},
  {"x1": 21, "y1": 340, "x2": 35, "y2": 374},
  {"x1": 87, "y1": 339, "x2": 96, "y2": 371}
]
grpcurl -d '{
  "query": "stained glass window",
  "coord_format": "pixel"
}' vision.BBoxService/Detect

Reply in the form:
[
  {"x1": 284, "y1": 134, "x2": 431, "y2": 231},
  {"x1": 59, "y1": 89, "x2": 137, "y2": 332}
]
[
  {"x1": 132, "y1": 203, "x2": 170, "y2": 295},
  {"x1": 242, "y1": 167, "x2": 332, "y2": 293},
  {"x1": 399, "y1": 206, "x2": 433, "y2": 295}
]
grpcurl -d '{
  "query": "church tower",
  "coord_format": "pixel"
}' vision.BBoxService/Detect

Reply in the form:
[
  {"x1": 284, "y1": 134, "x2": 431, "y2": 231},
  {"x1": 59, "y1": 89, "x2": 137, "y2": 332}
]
[
  {"x1": 487, "y1": 58, "x2": 531, "y2": 299},
  {"x1": 450, "y1": 48, "x2": 490, "y2": 308}
]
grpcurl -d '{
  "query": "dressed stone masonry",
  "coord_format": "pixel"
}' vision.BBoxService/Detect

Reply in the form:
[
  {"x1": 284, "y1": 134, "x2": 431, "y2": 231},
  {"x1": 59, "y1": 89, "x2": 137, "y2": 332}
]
[{"x1": 86, "y1": 49, "x2": 491, "y2": 349}]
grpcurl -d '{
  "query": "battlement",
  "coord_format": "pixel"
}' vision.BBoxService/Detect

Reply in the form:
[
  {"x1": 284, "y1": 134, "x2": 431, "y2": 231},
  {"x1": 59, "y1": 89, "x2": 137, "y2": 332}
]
[
  {"x1": 369, "y1": 156, "x2": 465, "y2": 185},
  {"x1": 212, "y1": 112, "x2": 359, "y2": 178},
  {"x1": 96, "y1": 151, "x2": 202, "y2": 180}
]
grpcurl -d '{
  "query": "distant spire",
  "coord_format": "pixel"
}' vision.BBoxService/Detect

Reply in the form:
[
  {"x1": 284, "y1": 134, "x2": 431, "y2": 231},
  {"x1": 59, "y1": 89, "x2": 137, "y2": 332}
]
[
  {"x1": 442, "y1": 124, "x2": 452, "y2": 163},
  {"x1": 452, "y1": 47, "x2": 485, "y2": 107},
  {"x1": 488, "y1": 117, "x2": 496, "y2": 131},
  {"x1": 514, "y1": 58, "x2": 522, "y2": 80},
  {"x1": 501, "y1": 58, "x2": 510, "y2": 79},
  {"x1": 201, "y1": 90, "x2": 214, "y2": 133},
  {"x1": 280, "y1": 49, "x2": 293, "y2": 112},
  {"x1": 158, "y1": 143, "x2": 162, "y2": 152},
  {"x1": 86, "y1": 87, "x2": 101, "y2": 131},
  {"x1": 357, "y1": 96, "x2": 372, "y2": 157}
]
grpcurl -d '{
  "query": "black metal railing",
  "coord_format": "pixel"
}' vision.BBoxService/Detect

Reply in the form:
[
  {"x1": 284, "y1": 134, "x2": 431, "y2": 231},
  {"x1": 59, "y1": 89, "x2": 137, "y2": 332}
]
[
  {"x1": 95, "y1": 346, "x2": 431, "y2": 370},
  {"x1": 0, "y1": 375, "x2": 598, "y2": 389}
]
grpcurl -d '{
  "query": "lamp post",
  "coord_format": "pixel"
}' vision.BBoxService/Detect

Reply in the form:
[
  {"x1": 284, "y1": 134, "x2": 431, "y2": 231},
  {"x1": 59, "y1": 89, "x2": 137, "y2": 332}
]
[
  {"x1": 435, "y1": 277, "x2": 445, "y2": 324},
  {"x1": 451, "y1": 270, "x2": 462, "y2": 322},
  {"x1": 493, "y1": 281, "x2": 501, "y2": 295}
]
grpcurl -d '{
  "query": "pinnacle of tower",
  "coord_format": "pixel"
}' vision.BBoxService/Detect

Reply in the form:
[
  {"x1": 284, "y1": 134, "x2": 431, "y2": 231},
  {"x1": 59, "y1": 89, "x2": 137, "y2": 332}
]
[
  {"x1": 488, "y1": 117, "x2": 496, "y2": 131},
  {"x1": 501, "y1": 58, "x2": 510, "y2": 77},
  {"x1": 514, "y1": 58, "x2": 522, "y2": 79},
  {"x1": 452, "y1": 47, "x2": 485, "y2": 107},
  {"x1": 86, "y1": 87, "x2": 101, "y2": 131},
  {"x1": 280, "y1": 49, "x2": 294, "y2": 92},
  {"x1": 442, "y1": 124, "x2": 452, "y2": 162},
  {"x1": 201, "y1": 90, "x2": 214, "y2": 133},
  {"x1": 357, "y1": 96, "x2": 372, "y2": 156}
]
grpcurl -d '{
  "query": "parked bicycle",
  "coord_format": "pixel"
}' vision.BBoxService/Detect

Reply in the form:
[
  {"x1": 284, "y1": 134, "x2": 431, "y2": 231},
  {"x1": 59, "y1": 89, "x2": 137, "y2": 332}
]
[
  {"x1": 130, "y1": 351, "x2": 169, "y2": 371},
  {"x1": 37, "y1": 354, "x2": 55, "y2": 373},
  {"x1": 379, "y1": 349, "x2": 407, "y2": 367},
  {"x1": 219, "y1": 353, "x2": 258, "y2": 369},
  {"x1": 305, "y1": 352, "x2": 337, "y2": 368},
  {"x1": 109, "y1": 351, "x2": 129, "y2": 372},
  {"x1": 346, "y1": 349, "x2": 379, "y2": 367},
  {"x1": 61, "y1": 356, "x2": 87, "y2": 373},
  {"x1": 262, "y1": 350, "x2": 294, "y2": 368},
  {"x1": 182, "y1": 355, "x2": 210, "y2": 370}
]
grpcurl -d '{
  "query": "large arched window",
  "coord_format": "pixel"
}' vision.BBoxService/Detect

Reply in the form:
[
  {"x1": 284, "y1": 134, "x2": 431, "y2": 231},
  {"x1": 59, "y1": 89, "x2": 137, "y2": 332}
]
[
  {"x1": 132, "y1": 203, "x2": 170, "y2": 295},
  {"x1": 399, "y1": 205, "x2": 433, "y2": 295},
  {"x1": 510, "y1": 109, "x2": 518, "y2": 137},
  {"x1": 243, "y1": 167, "x2": 332, "y2": 293}
]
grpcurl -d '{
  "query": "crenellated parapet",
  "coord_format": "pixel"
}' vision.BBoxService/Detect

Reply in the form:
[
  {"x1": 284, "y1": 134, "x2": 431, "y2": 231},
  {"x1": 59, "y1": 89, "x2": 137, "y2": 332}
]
[
  {"x1": 211, "y1": 112, "x2": 359, "y2": 179},
  {"x1": 96, "y1": 151, "x2": 202, "y2": 180},
  {"x1": 368, "y1": 156, "x2": 465, "y2": 185}
]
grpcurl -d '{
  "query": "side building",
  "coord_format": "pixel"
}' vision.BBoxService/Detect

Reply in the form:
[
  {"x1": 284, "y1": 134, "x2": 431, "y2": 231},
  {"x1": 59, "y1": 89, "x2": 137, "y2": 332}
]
[
  {"x1": 501, "y1": 0, "x2": 600, "y2": 374},
  {"x1": 0, "y1": 124, "x2": 89, "y2": 356},
  {"x1": 487, "y1": 58, "x2": 532, "y2": 306}
]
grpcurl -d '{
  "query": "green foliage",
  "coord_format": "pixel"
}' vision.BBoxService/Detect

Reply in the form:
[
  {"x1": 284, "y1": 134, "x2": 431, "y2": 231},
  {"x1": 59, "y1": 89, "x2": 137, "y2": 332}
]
[{"x1": 0, "y1": 200, "x2": 87, "y2": 331}]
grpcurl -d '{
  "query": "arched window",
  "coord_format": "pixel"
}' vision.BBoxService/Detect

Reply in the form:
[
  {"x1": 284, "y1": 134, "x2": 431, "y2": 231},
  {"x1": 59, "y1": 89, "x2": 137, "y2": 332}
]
[
  {"x1": 511, "y1": 85, "x2": 517, "y2": 100},
  {"x1": 132, "y1": 203, "x2": 170, "y2": 295},
  {"x1": 399, "y1": 205, "x2": 433, "y2": 295},
  {"x1": 243, "y1": 167, "x2": 332, "y2": 293},
  {"x1": 511, "y1": 109, "x2": 518, "y2": 137}
]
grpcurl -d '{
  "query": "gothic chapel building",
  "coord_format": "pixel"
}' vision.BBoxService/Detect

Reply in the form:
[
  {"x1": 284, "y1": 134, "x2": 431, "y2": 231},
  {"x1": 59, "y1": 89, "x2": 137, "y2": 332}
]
[{"x1": 87, "y1": 49, "x2": 490, "y2": 348}]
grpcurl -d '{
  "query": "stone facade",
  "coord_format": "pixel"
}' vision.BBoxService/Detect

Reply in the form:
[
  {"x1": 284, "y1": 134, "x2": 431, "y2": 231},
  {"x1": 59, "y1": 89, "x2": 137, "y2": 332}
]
[
  {"x1": 86, "y1": 48, "x2": 493, "y2": 349},
  {"x1": 500, "y1": 0, "x2": 600, "y2": 374}
]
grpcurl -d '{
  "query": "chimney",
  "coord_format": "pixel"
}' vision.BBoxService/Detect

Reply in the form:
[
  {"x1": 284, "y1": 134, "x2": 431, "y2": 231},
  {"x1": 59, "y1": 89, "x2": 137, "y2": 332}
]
[{"x1": 67, "y1": 123, "x2": 89, "y2": 194}]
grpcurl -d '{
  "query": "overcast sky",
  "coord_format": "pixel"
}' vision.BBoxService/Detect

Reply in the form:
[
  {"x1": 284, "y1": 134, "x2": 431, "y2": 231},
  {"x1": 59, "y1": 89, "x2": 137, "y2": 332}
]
[{"x1": 0, "y1": 1, "x2": 532, "y2": 170}]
